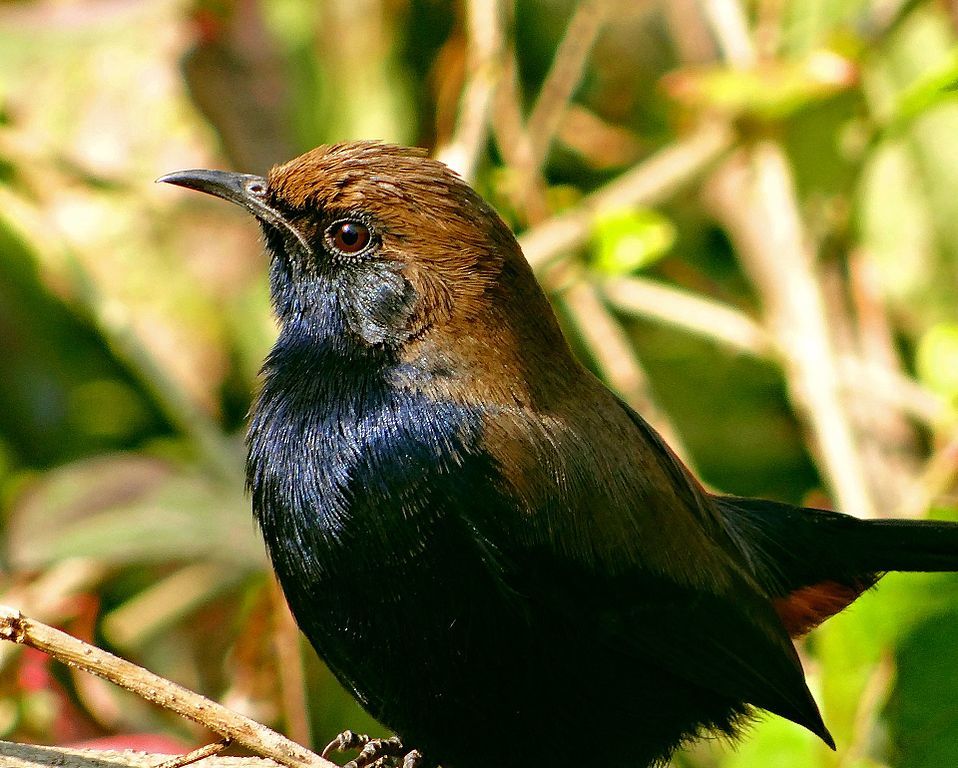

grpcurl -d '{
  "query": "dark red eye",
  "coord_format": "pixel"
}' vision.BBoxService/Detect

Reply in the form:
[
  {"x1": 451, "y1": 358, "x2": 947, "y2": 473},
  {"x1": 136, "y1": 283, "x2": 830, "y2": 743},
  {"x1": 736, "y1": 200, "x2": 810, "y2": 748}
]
[{"x1": 328, "y1": 220, "x2": 371, "y2": 254}]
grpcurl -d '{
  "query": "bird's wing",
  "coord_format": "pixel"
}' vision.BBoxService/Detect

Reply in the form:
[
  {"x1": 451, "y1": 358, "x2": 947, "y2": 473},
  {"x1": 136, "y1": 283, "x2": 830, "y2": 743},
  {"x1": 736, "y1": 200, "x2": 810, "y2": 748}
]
[{"x1": 470, "y1": 390, "x2": 831, "y2": 744}]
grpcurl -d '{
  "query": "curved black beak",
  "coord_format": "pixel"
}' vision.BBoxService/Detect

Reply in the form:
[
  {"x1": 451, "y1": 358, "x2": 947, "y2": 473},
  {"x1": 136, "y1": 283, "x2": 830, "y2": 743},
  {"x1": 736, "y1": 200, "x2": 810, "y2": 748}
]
[
  {"x1": 157, "y1": 168, "x2": 313, "y2": 256},
  {"x1": 156, "y1": 169, "x2": 267, "y2": 209}
]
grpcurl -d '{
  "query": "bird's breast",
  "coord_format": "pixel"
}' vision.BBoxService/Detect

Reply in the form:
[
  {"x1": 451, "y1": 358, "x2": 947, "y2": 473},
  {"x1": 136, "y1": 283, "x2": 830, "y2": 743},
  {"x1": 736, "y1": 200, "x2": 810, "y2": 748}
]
[{"x1": 246, "y1": 365, "x2": 531, "y2": 724}]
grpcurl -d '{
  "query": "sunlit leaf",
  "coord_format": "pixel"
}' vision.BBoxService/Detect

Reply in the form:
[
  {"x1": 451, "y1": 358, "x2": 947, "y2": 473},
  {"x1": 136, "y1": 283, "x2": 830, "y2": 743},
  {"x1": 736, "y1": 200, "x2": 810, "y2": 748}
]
[
  {"x1": 590, "y1": 208, "x2": 676, "y2": 275},
  {"x1": 6, "y1": 454, "x2": 264, "y2": 570},
  {"x1": 664, "y1": 51, "x2": 856, "y2": 120},
  {"x1": 916, "y1": 323, "x2": 958, "y2": 399},
  {"x1": 885, "y1": 603, "x2": 958, "y2": 768},
  {"x1": 889, "y1": 48, "x2": 958, "y2": 129}
]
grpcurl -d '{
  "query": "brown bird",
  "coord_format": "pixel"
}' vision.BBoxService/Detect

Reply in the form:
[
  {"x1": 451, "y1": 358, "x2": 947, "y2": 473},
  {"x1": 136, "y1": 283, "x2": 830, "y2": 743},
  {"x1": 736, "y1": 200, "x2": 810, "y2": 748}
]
[{"x1": 159, "y1": 142, "x2": 958, "y2": 768}]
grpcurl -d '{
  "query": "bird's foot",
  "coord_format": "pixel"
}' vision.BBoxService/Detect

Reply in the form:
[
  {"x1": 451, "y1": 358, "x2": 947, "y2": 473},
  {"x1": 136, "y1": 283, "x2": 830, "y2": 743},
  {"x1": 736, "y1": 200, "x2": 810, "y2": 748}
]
[{"x1": 321, "y1": 731, "x2": 423, "y2": 768}]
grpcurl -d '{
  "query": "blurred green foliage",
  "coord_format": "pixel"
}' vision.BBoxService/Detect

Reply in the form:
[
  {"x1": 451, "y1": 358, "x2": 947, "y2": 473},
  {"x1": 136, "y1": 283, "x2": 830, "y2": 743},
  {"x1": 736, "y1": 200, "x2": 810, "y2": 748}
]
[{"x1": 0, "y1": 0, "x2": 957, "y2": 766}]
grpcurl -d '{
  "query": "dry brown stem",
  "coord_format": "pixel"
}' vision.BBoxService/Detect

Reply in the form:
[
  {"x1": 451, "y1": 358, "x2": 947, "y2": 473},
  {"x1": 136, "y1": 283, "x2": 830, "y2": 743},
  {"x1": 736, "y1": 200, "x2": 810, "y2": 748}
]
[
  {"x1": 558, "y1": 277, "x2": 691, "y2": 461},
  {"x1": 524, "y1": 0, "x2": 612, "y2": 173},
  {"x1": 601, "y1": 275, "x2": 944, "y2": 426},
  {"x1": 519, "y1": 121, "x2": 736, "y2": 270},
  {"x1": 897, "y1": 430, "x2": 958, "y2": 519},
  {"x1": 434, "y1": 0, "x2": 506, "y2": 181},
  {"x1": 705, "y1": 146, "x2": 874, "y2": 518},
  {"x1": 271, "y1": 581, "x2": 312, "y2": 747},
  {"x1": 601, "y1": 275, "x2": 772, "y2": 355},
  {"x1": 0, "y1": 606, "x2": 332, "y2": 768},
  {"x1": 0, "y1": 741, "x2": 280, "y2": 768}
]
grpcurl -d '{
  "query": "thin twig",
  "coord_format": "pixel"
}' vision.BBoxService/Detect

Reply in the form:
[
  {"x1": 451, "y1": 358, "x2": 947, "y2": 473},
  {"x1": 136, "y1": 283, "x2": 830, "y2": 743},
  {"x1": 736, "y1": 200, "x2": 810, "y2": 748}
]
[
  {"x1": 0, "y1": 741, "x2": 281, "y2": 768},
  {"x1": 601, "y1": 275, "x2": 772, "y2": 355},
  {"x1": 272, "y1": 580, "x2": 312, "y2": 748},
  {"x1": 599, "y1": 274, "x2": 944, "y2": 426},
  {"x1": 836, "y1": 356, "x2": 946, "y2": 427},
  {"x1": 844, "y1": 252, "x2": 922, "y2": 513},
  {"x1": 434, "y1": 0, "x2": 505, "y2": 182},
  {"x1": 896, "y1": 430, "x2": 958, "y2": 519},
  {"x1": 837, "y1": 652, "x2": 895, "y2": 768},
  {"x1": 558, "y1": 277, "x2": 692, "y2": 462},
  {"x1": 519, "y1": 121, "x2": 736, "y2": 271},
  {"x1": 525, "y1": 0, "x2": 612, "y2": 172},
  {"x1": 490, "y1": 47, "x2": 530, "y2": 172},
  {"x1": 0, "y1": 559, "x2": 106, "y2": 673},
  {"x1": 0, "y1": 607, "x2": 332, "y2": 768},
  {"x1": 698, "y1": 0, "x2": 757, "y2": 66},
  {"x1": 697, "y1": 0, "x2": 874, "y2": 518},
  {"x1": 154, "y1": 738, "x2": 232, "y2": 768},
  {"x1": 102, "y1": 563, "x2": 242, "y2": 650},
  {"x1": 490, "y1": 1, "x2": 613, "y2": 221},
  {"x1": 487, "y1": 4, "x2": 693, "y2": 459},
  {"x1": 705, "y1": 147, "x2": 874, "y2": 518}
]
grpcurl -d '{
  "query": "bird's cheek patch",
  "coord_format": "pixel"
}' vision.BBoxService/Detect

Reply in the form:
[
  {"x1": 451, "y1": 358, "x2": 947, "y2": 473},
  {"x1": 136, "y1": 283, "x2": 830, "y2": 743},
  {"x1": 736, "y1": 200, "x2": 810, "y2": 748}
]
[{"x1": 343, "y1": 264, "x2": 418, "y2": 345}]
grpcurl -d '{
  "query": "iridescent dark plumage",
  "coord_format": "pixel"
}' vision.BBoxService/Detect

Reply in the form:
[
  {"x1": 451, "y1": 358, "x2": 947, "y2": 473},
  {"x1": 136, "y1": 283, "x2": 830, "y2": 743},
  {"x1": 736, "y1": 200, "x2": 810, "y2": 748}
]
[{"x1": 160, "y1": 143, "x2": 958, "y2": 768}]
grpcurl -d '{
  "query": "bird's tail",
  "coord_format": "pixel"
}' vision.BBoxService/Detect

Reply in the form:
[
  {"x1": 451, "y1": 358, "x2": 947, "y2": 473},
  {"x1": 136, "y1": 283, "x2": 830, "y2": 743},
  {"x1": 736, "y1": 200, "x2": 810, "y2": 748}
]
[
  {"x1": 842, "y1": 516, "x2": 958, "y2": 573},
  {"x1": 715, "y1": 495, "x2": 958, "y2": 636}
]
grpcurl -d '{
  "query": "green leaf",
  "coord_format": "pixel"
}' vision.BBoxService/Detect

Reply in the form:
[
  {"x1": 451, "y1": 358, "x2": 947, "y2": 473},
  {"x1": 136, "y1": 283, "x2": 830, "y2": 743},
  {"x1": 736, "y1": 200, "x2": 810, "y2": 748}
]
[
  {"x1": 885, "y1": 602, "x2": 958, "y2": 768},
  {"x1": 916, "y1": 322, "x2": 958, "y2": 399},
  {"x1": 590, "y1": 208, "x2": 676, "y2": 275},
  {"x1": 6, "y1": 453, "x2": 265, "y2": 569},
  {"x1": 889, "y1": 47, "x2": 958, "y2": 129},
  {"x1": 721, "y1": 716, "x2": 821, "y2": 768},
  {"x1": 664, "y1": 52, "x2": 856, "y2": 121}
]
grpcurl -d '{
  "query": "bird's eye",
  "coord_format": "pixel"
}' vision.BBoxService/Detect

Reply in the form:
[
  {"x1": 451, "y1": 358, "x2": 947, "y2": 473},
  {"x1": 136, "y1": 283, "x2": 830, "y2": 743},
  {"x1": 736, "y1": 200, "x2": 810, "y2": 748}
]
[{"x1": 327, "y1": 220, "x2": 372, "y2": 255}]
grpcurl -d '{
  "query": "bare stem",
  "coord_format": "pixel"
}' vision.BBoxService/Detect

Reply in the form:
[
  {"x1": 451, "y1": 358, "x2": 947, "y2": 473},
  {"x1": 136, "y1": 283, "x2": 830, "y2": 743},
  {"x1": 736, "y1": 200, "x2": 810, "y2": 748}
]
[
  {"x1": 434, "y1": 0, "x2": 506, "y2": 182},
  {"x1": 698, "y1": 0, "x2": 757, "y2": 65},
  {"x1": 558, "y1": 277, "x2": 692, "y2": 463},
  {"x1": 601, "y1": 275, "x2": 945, "y2": 426},
  {"x1": 519, "y1": 121, "x2": 735, "y2": 271},
  {"x1": 0, "y1": 741, "x2": 280, "y2": 768},
  {"x1": 525, "y1": 0, "x2": 612, "y2": 171},
  {"x1": 0, "y1": 607, "x2": 332, "y2": 768},
  {"x1": 601, "y1": 275, "x2": 772, "y2": 355},
  {"x1": 896, "y1": 430, "x2": 958, "y2": 519},
  {"x1": 705, "y1": 147, "x2": 874, "y2": 518}
]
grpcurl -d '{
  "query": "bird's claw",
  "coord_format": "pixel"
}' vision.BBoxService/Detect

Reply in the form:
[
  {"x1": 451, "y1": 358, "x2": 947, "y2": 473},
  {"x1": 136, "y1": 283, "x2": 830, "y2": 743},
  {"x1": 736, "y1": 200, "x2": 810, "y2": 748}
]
[
  {"x1": 322, "y1": 732, "x2": 421, "y2": 768},
  {"x1": 344, "y1": 736, "x2": 403, "y2": 768},
  {"x1": 322, "y1": 730, "x2": 371, "y2": 760}
]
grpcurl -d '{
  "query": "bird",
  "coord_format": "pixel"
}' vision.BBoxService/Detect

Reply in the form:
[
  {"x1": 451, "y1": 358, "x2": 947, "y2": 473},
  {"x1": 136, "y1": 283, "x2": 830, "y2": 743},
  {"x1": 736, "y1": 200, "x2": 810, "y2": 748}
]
[{"x1": 159, "y1": 142, "x2": 958, "y2": 768}]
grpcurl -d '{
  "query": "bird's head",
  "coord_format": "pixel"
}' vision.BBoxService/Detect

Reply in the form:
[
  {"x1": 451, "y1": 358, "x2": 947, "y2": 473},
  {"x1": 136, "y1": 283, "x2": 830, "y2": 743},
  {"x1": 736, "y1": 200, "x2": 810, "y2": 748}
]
[
  {"x1": 160, "y1": 142, "x2": 574, "y2": 407},
  {"x1": 163, "y1": 143, "x2": 555, "y2": 348}
]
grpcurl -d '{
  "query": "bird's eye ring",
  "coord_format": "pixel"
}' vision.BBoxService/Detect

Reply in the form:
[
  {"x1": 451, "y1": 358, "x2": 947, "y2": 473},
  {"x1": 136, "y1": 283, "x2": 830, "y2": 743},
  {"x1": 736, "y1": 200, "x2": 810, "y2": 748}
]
[{"x1": 326, "y1": 220, "x2": 372, "y2": 256}]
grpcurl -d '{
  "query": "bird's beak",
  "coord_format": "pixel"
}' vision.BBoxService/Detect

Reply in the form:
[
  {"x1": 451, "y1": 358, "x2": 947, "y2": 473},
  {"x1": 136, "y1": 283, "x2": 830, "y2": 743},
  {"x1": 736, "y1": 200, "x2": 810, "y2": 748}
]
[
  {"x1": 157, "y1": 168, "x2": 313, "y2": 256},
  {"x1": 156, "y1": 169, "x2": 268, "y2": 213}
]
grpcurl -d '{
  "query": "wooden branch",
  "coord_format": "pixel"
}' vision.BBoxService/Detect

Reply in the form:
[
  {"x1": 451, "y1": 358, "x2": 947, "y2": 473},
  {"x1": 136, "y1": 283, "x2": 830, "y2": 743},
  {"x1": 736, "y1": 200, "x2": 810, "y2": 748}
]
[
  {"x1": 523, "y1": 0, "x2": 611, "y2": 177},
  {"x1": 558, "y1": 277, "x2": 692, "y2": 463},
  {"x1": 704, "y1": 147, "x2": 875, "y2": 518},
  {"x1": 601, "y1": 275, "x2": 945, "y2": 425},
  {"x1": 601, "y1": 275, "x2": 772, "y2": 355},
  {"x1": 519, "y1": 121, "x2": 735, "y2": 271},
  {"x1": 0, "y1": 606, "x2": 333, "y2": 768},
  {"x1": 0, "y1": 740, "x2": 281, "y2": 768},
  {"x1": 433, "y1": 0, "x2": 506, "y2": 182}
]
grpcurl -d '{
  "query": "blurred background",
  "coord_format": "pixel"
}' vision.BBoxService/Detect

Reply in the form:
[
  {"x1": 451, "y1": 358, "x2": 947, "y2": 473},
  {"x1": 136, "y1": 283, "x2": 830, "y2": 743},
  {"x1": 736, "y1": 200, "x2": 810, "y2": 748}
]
[{"x1": 1, "y1": 0, "x2": 958, "y2": 766}]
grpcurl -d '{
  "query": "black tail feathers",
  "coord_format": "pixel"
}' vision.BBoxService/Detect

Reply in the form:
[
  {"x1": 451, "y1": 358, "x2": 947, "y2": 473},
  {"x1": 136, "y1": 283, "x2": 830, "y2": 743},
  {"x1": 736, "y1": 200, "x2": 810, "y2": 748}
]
[
  {"x1": 848, "y1": 516, "x2": 958, "y2": 574},
  {"x1": 715, "y1": 495, "x2": 958, "y2": 596}
]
